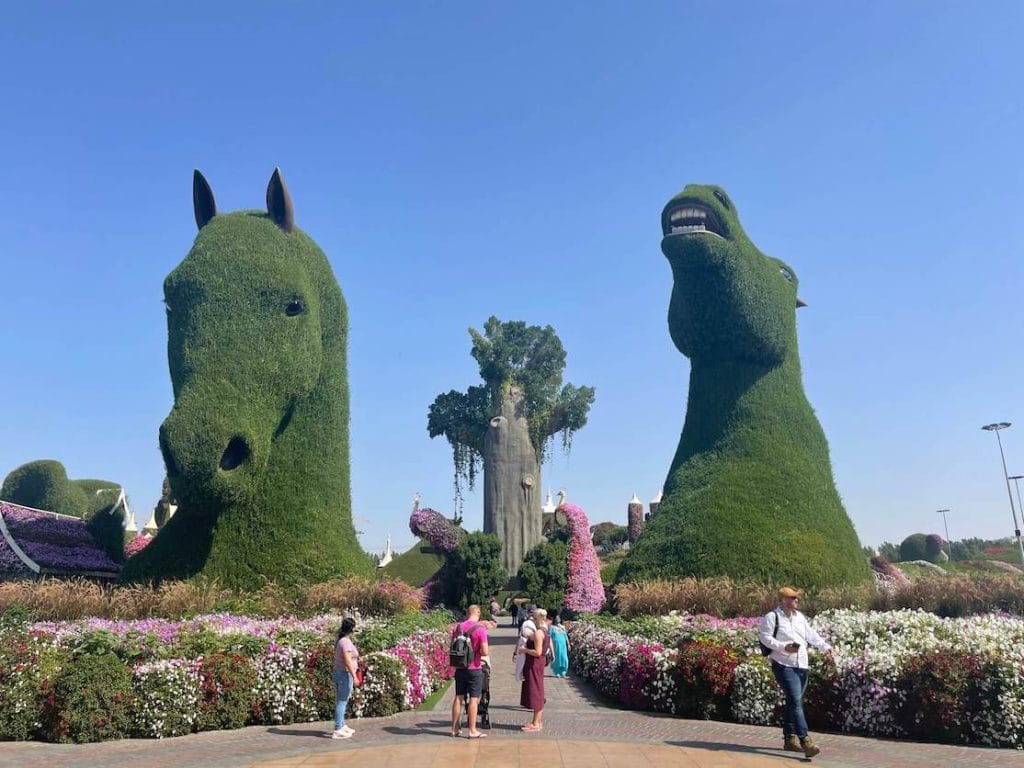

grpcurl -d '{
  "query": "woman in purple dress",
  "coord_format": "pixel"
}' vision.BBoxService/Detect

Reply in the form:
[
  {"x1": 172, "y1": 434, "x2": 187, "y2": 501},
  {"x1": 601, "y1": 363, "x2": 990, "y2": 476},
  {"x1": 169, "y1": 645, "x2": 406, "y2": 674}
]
[{"x1": 518, "y1": 608, "x2": 549, "y2": 732}]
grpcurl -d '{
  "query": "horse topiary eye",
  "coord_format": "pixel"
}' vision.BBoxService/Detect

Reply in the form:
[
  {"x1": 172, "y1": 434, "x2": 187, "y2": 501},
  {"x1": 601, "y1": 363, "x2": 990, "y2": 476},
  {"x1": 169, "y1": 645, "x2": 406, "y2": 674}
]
[
  {"x1": 779, "y1": 267, "x2": 794, "y2": 283},
  {"x1": 285, "y1": 298, "x2": 305, "y2": 316},
  {"x1": 713, "y1": 190, "x2": 731, "y2": 209}
]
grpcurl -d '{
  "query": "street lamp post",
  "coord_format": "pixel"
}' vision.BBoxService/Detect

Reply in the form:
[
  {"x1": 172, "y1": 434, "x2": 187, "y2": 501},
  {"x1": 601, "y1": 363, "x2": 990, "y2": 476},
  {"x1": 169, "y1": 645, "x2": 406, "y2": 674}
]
[
  {"x1": 1010, "y1": 476, "x2": 1024, "y2": 553},
  {"x1": 981, "y1": 423, "x2": 1024, "y2": 565},
  {"x1": 936, "y1": 508, "x2": 951, "y2": 558}
]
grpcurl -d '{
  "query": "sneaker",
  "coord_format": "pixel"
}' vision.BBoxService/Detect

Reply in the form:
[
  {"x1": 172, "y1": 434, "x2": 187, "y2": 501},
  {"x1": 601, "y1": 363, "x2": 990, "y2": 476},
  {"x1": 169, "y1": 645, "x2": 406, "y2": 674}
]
[
  {"x1": 783, "y1": 735, "x2": 802, "y2": 752},
  {"x1": 331, "y1": 729, "x2": 353, "y2": 739},
  {"x1": 341, "y1": 725, "x2": 354, "y2": 734},
  {"x1": 801, "y1": 737, "x2": 820, "y2": 758}
]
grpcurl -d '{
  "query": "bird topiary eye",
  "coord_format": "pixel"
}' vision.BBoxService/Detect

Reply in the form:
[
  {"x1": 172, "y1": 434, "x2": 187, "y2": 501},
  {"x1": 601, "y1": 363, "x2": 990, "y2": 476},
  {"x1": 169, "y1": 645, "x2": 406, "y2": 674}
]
[
  {"x1": 285, "y1": 298, "x2": 305, "y2": 316},
  {"x1": 779, "y1": 267, "x2": 794, "y2": 283},
  {"x1": 713, "y1": 190, "x2": 731, "y2": 209}
]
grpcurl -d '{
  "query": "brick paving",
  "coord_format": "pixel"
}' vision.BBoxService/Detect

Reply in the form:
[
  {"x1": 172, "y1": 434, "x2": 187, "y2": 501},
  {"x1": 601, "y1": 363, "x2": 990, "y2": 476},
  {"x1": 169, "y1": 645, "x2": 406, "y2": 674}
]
[{"x1": 1, "y1": 624, "x2": 1021, "y2": 768}]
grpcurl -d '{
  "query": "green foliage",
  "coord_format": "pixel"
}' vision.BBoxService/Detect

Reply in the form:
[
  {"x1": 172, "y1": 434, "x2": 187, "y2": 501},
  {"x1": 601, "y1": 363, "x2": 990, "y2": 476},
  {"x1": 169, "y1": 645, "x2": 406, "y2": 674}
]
[
  {"x1": 382, "y1": 539, "x2": 445, "y2": 586},
  {"x1": 593, "y1": 524, "x2": 628, "y2": 549},
  {"x1": 2, "y1": 461, "x2": 89, "y2": 517},
  {"x1": 121, "y1": 177, "x2": 371, "y2": 588},
  {"x1": 442, "y1": 532, "x2": 508, "y2": 609},
  {"x1": 196, "y1": 653, "x2": 257, "y2": 731},
  {"x1": 42, "y1": 652, "x2": 134, "y2": 743},
  {"x1": 356, "y1": 610, "x2": 455, "y2": 653},
  {"x1": 517, "y1": 540, "x2": 568, "y2": 608},
  {"x1": 348, "y1": 652, "x2": 406, "y2": 717},
  {"x1": 0, "y1": 627, "x2": 65, "y2": 740},
  {"x1": 900, "y1": 533, "x2": 929, "y2": 562},
  {"x1": 427, "y1": 317, "x2": 595, "y2": 494},
  {"x1": 877, "y1": 541, "x2": 901, "y2": 562},
  {"x1": 618, "y1": 184, "x2": 870, "y2": 589}
]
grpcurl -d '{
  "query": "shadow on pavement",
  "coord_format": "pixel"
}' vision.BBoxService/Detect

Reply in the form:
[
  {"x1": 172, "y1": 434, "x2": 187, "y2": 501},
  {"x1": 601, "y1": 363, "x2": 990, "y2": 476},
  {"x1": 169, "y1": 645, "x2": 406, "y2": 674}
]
[
  {"x1": 267, "y1": 727, "x2": 333, "y2": 739},
  {"x1": 666, "y1": 740, "x2": 805, "y2": 762}
]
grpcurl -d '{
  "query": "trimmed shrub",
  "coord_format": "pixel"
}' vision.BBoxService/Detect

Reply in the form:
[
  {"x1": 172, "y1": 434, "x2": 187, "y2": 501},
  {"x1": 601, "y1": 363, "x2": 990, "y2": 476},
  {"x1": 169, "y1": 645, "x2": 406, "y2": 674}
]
[
  {"x1": 297, "y1": 577, "x2": 424, "y2": 616},
  {"x1": 41, "y1": 651, "x2": 134, "y2": 742},
  {"x1": 347, "y1": 652, "x2": 407, "y2": 718},
  {"x1": 195, "y1": 653, "x2": 257, "y2": 731},
  {"x1": 1, "y1": 461, "x2": 91, "y2": 518},
  {"x1": 895, "y1": 650, "x2": 984, "y2": 742},
  {"x1": 121, "y1": 171, "x2": 371, "y2": 588},
  {"x1": 618, "y1": 184, "x2": 869, "y2": 588},
  {"x1": 673, "y1": 639, "x2": 742, "y2": 719},
  {"x1": 382, "y1": 538, "x2": 445, "y2": 587},
  {"x1": 925, "y1": 534, "x2": 949, "y2": 563}
]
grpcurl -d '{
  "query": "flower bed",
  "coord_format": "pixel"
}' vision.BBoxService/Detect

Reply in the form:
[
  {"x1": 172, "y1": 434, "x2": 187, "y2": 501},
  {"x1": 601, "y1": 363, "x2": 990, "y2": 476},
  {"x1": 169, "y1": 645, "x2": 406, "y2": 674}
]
[
  {"x1": 568, "y1": 610, "x2": 1024, "y2": 748},
  {"x1": 0, "y1": 610, "x2": 453, "y2": 742},
  {"x1": 0, "y1": 502, "x2": 120, "y2": 576}
]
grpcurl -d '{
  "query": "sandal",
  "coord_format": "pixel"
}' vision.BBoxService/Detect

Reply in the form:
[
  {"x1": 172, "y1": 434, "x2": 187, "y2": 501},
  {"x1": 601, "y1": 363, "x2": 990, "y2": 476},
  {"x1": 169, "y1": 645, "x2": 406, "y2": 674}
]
[
  {"x1": 450, "y1": 728, "x2": 462, "y2": 737},
  {"x1": 468, "y1": 732, "x2": 488, "y2": 739},
  {"x1": 521, "y1": 724, "x2": 543, "y2": 732}
]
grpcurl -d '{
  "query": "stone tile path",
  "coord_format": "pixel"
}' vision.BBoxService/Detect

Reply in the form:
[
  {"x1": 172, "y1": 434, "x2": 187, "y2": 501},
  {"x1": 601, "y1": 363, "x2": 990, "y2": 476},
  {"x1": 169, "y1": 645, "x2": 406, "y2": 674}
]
[{"x1": 2, "y1": 624, "x2": 1021, "y2": 767}]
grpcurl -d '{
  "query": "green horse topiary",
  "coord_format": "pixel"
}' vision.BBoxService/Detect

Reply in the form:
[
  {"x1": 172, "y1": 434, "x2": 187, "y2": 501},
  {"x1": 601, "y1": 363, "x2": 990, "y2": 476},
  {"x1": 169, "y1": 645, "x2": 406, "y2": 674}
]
[
  {"x1": 121, "y1": 169, "x2": 371, "y2": 587},
  {"x1": 617, "y1": 184, "x2": 869, "y2": 588}
]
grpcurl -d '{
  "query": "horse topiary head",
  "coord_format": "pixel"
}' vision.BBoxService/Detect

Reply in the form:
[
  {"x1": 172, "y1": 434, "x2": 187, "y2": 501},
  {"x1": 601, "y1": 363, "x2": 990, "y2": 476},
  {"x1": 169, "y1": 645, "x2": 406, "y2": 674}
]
[
  {"x1": 661, "y1": 184, "x2": 805, "y2": 366},
  {"x1": 159, "y1": 169, "x2": 341, "y2": 513},
  {"x1": 122, "y1": 169, "x2": 368, "y2": 587}
]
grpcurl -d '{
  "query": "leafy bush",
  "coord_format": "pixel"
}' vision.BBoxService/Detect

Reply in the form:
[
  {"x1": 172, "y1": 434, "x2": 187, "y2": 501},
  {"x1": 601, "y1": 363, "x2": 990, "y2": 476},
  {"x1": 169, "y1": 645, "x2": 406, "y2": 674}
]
[
  {"x1": 673, "y1": 639, "x2": 742, "y2": 719},
  {"x1": 347, "y1": 652, "x2": 407, "y2": 718},
  {"x1": 0, "y1": 628, "x2": 66, "y2": 740},
  {"x1": 517, "y1": 540, "x2": 567, "y2": 609},
  {"x1": 441, "y1": 532, "x2": 507, "y2": 609},
  {"x1": 41, "y1": 652, "x2": 134, "y2": 742},
  {"x1": 895, "y1": 649, "x2": 983, "y2": 742},
  {"x1": 925, "y1": 534, "x2": 948, "y2": 563},
  {"x1": 130, "y1": 659, "x2": 200, "y2": 737},
  {"x1": 195, "y1": 653, "x2": 258, "y2": 731}
]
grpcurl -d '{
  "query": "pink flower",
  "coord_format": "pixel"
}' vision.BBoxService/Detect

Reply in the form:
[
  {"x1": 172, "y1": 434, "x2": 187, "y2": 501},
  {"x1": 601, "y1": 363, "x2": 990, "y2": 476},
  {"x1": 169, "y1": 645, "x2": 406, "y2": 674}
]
[{"x1": 560, "y1": 503, "x2": 605, "y2": 613}]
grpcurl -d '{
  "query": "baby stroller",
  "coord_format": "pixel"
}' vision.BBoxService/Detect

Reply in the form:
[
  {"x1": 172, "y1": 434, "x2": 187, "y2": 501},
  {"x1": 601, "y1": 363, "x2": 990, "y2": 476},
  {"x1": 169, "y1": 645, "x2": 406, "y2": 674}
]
[{"x1": 462, "y1": 662, "x2": 492, "y2": 730}]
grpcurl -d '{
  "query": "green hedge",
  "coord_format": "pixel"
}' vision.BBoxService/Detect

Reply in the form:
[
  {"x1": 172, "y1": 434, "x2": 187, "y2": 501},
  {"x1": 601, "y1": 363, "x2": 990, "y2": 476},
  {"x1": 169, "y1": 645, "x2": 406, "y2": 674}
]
[
  {"x1": 121, "y1": 172, "x2": 371, "y2": 587},
  {"x1": 382, "y1": 539, "x2": 445, "y2": 586},
  {"x1": 618, "y1": 184, "x2": 869, "y2": 588}
]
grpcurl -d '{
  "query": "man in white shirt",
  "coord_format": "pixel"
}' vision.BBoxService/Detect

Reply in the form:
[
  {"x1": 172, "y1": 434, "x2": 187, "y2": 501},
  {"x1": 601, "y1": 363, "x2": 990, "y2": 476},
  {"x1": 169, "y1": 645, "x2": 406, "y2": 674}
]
[{"x1": 759, "y1": 586, "x2": 833, "y2": 759}]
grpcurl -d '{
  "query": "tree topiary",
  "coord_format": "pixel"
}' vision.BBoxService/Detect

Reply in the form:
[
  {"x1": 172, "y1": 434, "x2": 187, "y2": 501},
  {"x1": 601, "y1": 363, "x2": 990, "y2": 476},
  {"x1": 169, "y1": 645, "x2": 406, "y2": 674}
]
[
  {"x1": 120, "y1": 169, "x2": 371, "y2": 588},
  {"x1": 617, "y1": 184, "x2": 870, "y2": 588},
  {"x1": 428, "y1": 317, "x2": 594, "y2": 576}
]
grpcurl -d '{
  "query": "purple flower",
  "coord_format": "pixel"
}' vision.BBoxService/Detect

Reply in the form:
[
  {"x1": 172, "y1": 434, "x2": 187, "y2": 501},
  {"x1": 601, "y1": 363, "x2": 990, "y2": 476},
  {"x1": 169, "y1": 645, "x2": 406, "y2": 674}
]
[{"x1": 408, "y1": 508, "x2": 462, "y2": 553}]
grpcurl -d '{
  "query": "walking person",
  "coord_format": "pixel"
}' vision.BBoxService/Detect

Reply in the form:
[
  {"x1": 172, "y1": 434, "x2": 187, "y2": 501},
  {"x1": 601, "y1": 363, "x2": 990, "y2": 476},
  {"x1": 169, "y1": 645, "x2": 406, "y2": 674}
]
[
  {"x1": 518, "y1": 608, "x2": 549, "y2": 732},
  {"x1": 329, "y1": 617, "x2": 359, "y2": 739},
  {"x1": 759, "y1": 587, "x2": 833, "y2": 758},
  {"x1": 450, "y1": 604, "x2": 490, "y2": 739},
  {"x1": 548, "y1": 614, "x2": 570, "y2": 678}
]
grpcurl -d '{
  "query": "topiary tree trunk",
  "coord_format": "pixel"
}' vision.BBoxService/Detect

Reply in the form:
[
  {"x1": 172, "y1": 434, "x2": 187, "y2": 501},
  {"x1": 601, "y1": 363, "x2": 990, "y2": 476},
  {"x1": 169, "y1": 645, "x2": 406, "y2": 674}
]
[{"x1": 483, "y1": 385, "x2": 542, "y2": 575}]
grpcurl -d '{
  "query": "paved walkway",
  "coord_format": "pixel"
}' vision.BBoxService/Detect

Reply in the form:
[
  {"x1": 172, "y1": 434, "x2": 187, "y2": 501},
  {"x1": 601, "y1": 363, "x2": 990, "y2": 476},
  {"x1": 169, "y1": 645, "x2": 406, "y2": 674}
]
[{"x1": 2, "y1": 624, "x2": 1021, "y2": 768}]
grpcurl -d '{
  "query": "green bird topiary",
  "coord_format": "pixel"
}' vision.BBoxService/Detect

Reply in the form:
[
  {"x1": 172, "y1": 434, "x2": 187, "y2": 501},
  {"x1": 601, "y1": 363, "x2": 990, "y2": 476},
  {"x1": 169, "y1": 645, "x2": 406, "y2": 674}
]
[
  {"x1": 617, "y1": 184, "x2": 869, "y2": 588},
  {"x1": 120, "y1": 169, "x2": 371, "y2": 587}
]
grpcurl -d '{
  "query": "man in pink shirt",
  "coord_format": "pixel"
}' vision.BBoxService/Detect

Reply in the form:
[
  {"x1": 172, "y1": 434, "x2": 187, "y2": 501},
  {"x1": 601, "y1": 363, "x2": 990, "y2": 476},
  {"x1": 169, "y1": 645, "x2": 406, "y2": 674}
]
[{"x1": 450, "y1": 604, "x2": 490, "y2": 738}]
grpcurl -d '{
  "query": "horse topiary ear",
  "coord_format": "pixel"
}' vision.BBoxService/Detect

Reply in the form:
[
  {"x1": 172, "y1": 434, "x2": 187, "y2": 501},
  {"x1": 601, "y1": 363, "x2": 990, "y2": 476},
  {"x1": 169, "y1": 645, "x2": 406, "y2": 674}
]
[
  {"x1": 266, "y1": 168, "x2": 294, "y2": 233},
  {"x1": 193, "y1": 170, "x2": 217, "y2": 230}
]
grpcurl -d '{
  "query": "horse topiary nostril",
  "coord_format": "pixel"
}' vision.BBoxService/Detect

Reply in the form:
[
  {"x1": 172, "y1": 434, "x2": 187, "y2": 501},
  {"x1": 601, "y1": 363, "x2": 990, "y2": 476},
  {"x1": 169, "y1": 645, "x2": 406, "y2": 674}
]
[{"x1": 219, "y1": 437, "x2": 250, "y2": 472}]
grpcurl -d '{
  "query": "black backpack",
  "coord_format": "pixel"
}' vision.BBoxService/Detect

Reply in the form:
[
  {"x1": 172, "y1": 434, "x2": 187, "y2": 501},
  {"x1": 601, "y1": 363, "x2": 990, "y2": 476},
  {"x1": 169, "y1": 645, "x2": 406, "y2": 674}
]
[
  {"x1": 759, "y1": 611, "x2": 780, "y2": 656},
  {"x1": 449, "y1": 622, "x2": 480, "y2": 668}
]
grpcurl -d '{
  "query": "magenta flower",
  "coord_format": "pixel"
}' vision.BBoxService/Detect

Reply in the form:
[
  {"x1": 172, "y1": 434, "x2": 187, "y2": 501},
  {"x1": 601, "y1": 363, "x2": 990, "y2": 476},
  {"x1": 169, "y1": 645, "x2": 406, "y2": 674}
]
[{"x1": 408, "y1": 508, "x2": 462, "y2": 553}]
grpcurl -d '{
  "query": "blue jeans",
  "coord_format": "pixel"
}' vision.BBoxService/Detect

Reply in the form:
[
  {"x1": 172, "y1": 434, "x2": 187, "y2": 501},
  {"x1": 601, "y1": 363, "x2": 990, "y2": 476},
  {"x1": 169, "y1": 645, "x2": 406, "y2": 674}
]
[
  {"x1": 333, "y1": 669, "x2": 353, "y2": 730},
  {"x1": 771, "y1": 662, "x2": 809, "y2": 739}
]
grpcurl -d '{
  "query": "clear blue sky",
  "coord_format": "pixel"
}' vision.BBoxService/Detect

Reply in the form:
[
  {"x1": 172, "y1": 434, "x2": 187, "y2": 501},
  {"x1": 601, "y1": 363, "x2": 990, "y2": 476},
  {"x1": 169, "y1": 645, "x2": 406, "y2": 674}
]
[{"x1": 1, "y1": 3, "x2": 1022, "y2": 557}]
